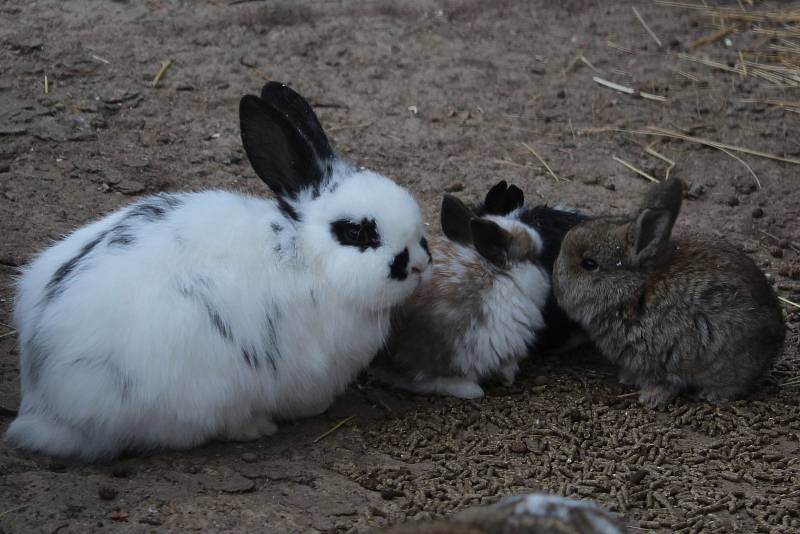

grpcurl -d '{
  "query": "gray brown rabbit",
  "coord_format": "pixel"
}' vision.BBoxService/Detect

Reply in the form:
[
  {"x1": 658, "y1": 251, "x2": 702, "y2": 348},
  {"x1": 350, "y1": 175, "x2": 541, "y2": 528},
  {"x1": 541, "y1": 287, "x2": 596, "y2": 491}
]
[{"x1": 553, "y1": 178, "x2": 785, "y2": 408}]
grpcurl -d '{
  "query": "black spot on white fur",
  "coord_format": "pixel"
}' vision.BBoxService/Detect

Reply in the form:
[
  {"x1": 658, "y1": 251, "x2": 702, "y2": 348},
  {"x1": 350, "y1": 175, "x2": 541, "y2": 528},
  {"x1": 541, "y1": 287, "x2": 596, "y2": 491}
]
[
  {"x1": 178, "y1": 278, "x2": 234, "y2": 343},
  {"x1": 23, "y1": 333, "x2": 48, "y2": 385},
  {"x1": 107, "y1": 194, "x2": 183, "y2": 249},
  {"x1": 390, "y1": 248, "x2": 409, "y2": 281},
  {"x1": 44, "y1": 230, "x2": 108, "y2": 302},
  {"x1": 278, "y1": 197, "x2": 300, "y2": 221}
]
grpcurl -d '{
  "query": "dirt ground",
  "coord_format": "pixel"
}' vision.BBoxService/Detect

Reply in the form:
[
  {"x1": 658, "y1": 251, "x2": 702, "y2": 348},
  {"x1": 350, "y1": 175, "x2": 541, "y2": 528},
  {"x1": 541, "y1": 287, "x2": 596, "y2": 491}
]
[{"x1": 1, "y1": 0, "x2": 799, "y2": 532}]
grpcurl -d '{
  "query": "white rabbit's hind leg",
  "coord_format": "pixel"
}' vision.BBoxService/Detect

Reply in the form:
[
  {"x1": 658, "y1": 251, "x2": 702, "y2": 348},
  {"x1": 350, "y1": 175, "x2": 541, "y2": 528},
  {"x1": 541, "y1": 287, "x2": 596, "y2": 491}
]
[{"x1": 5, "y1": 413, "x2": 108, "y2": 461}]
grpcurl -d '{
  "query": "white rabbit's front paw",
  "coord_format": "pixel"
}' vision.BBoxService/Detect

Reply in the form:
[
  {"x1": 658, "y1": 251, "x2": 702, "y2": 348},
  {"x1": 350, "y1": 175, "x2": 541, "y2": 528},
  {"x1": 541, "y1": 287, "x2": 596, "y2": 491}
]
[{"x1": 223, "y1": 416, "x2": 278, "y2": 442}]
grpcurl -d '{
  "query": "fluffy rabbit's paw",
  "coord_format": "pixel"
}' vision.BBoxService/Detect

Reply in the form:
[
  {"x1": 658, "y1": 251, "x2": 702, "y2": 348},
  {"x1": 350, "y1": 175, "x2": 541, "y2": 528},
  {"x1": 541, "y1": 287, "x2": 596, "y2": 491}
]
[{"x1": 438, "y1": 378, "x2": 485, "y2": 399}]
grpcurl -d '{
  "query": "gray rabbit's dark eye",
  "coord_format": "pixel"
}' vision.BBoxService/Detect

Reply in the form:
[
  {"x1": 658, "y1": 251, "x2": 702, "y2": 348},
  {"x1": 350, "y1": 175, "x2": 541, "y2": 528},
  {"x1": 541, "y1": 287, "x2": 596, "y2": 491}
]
[{"x1": 580, "y1": 258, "x2": 598, "y2": 271}]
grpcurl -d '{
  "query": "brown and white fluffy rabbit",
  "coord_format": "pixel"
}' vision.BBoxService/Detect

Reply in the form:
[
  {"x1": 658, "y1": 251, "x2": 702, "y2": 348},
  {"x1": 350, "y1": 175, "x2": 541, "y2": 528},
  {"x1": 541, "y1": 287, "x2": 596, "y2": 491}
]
[
  {"x1": 553, "y1": 178, "x2": 785, "y2": 408},
  {"x1": 376, "y1": 494, "x2": 627, "y2": 534},
  {"x1": 371, "y1": 194, "x2": 550, "y2": 399}
]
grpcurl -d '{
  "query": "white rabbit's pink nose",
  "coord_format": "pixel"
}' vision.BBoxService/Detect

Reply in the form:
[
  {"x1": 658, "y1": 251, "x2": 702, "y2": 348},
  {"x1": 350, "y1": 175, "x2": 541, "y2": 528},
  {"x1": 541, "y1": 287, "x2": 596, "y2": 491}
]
[{"x1": 410, "y1": 262, "x2": 428, "y2": 275}]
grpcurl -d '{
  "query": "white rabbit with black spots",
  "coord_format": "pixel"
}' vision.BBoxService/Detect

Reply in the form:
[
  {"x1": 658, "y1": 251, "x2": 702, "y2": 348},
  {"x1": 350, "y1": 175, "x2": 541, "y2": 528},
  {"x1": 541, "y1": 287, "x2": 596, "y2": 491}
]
[{"x1": 6, "y1": 82, "x2": 431, "y2": 461}]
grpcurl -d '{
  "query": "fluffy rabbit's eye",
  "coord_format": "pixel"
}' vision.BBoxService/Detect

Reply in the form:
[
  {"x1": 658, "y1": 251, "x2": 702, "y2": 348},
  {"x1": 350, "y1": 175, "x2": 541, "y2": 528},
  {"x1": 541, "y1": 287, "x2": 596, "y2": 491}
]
[
  {"x1": 580, "y1": 258, "x2": 599, "y2": 271},
  {"x1": 420, "y1": 237, "x2": 430, "y2": 254},
  {"x1": 331, "y1": 218, "x2": 381, "y2": 251}
]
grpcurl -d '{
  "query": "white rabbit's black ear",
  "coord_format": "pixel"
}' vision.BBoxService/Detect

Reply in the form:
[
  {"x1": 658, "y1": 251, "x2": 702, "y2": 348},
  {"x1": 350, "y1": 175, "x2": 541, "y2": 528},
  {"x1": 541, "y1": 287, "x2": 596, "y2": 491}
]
[
  {"x1": 441, "y1": 194, "x2": 475, "y2": 244},
  {"x1": 240, "y1": 83, "x2": 334, "y2": 199},
  {"x1": 259, "y1": 82, "x2": 334, "y2": 166},
  {"x1": 470, "y1": 218, "x2": 512, "y2": 267}
]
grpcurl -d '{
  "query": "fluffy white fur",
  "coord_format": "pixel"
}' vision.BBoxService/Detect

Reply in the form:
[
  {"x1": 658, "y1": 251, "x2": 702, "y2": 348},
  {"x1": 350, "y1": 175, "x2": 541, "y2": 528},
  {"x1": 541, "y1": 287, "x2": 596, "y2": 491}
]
[
  {"x1": 7, "y1": 164, "x2": 429, "y2": 461},
  {"x1": 438, "y1": 225, "x2": 549, "y2": 398}
]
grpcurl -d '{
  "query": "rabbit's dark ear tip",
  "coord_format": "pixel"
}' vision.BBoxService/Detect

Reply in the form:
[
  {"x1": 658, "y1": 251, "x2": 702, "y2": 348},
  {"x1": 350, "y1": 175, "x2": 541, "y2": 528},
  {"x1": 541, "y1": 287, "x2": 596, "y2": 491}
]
[
  {"x1": 663, "y1": 177, "x2": 684, "y2": 191},
  {"x1": 239, "y1": 94, "x2": 263, "y2": 114},
  {"x1": 260, "y1": 81, "x2": 301, "y2": 102}
]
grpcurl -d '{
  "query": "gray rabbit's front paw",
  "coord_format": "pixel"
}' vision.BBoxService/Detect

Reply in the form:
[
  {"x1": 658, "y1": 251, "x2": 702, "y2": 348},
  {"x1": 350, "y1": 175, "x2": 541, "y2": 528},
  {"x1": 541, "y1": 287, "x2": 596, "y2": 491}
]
[{"x1": 638, "y1": 384, "x2": 678, "y2": 409}]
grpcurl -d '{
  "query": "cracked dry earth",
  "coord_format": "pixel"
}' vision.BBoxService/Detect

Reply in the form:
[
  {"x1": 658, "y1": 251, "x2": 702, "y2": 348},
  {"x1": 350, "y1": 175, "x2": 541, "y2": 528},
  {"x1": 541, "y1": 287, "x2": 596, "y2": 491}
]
[{"x1": 1, "y1": 1, "x2": 799, "y2": 533}]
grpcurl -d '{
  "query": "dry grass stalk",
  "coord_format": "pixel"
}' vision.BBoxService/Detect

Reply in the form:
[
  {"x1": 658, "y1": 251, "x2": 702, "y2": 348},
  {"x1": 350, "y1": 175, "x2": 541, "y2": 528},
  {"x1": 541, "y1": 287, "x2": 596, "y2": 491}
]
[
  {"x1": 43, "y1": 74, "x2": 48, "y2": 94},
  {"x1": 644, "y1": 146, "x2": 676, "y2": 179},
  {"x1": 313, "y1": 415, "x2": 355, "y2": 443},
  {"x1": 606, "y1": 40, "x2": 633, "y2": 54},
  {"x1": 594, "y1": 76, "x2": 635, "y2": 95},
  {"x1": 656, "y1": 1, "x2": 800, "y2": 23},
  {"x1": 689, "y1": 27, "x2": 734, "y2": 50},
  {"x1": 593, "y1": 76, "x2": 668, "y2": 102},
  {"x1": 632, "y1": 6, "x2": 663, "y2": 47},
  {"x1": 612, "y1": 156, "x2": 660, "y2": 183},
  {"x1": 521, "y1": 142, "x2": 562, "y2": 182},
  {"x1": 716, "y1": 147, "x2": 762, "y2": 189},
  {"x1": 758, "y1": 229, "x2": 800, "y2": 253},
  {"x1": 152, "y1": 60, "x2": 173, "y2": 88},
  {"x1": 665, "y1": 3, "x2": 800, "y2": 87},
  {"x1": 646, "y1": 126, "x2": 800, "y2": 166},
  {"x1": 592, "y1": 126, "x2": 800, "y2": 166},
  {"x1": 0, "y1": 330, "x2": 17, "y2": 340},
  {"x1": 778, "y1": 296, "x2": 800, "y2": 310},
  {"x1": 581, "y1": 55, "x2": 601, "y2": 73}
]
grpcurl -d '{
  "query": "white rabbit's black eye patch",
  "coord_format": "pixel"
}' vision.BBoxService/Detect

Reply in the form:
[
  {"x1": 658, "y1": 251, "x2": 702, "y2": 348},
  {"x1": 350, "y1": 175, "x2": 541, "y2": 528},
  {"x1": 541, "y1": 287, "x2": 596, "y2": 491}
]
[
  {"x1": 331, "y1": 218, "x2": 381, "y2": 251},
  {"x1": 390, "y1": 248, "x2": 409, "y2": 280}
]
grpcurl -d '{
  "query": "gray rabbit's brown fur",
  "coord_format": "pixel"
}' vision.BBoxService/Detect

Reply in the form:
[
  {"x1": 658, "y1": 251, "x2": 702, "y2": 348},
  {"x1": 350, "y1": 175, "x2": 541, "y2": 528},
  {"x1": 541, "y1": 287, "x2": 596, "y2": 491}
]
[{"x1": 553, "y1": 178, "x2": 785, "y2": 408}]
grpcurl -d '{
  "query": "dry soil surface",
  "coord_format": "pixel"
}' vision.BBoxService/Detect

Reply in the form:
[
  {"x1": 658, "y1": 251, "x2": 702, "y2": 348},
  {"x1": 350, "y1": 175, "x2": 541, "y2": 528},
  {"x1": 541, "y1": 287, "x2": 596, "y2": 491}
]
[{"x1": 1, "y1": 1, "x2": 799, "y2": 533}]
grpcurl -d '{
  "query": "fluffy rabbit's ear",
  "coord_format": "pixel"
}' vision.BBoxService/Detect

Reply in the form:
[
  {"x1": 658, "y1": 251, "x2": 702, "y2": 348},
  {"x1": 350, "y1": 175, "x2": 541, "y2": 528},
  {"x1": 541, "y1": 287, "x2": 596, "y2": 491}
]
[
  {"x1": 470, "y1": 218, "x2": 512, "y2": 266},
  {"x1": 504, "y1": 184, "x2": 524, "y2": 212},
  {"x1": 441, "y1": 194, "x2": 475, "y2": 244},
  {"x1": 484, "y1": 181, "x2": 524, "y2": 215},
  {"x1": 484, "y1": 181, "x2": 509, "y2": 214},
  {"x1": 240, "y1": 83, "x2": 334, "y2": 198},
  {"x1": 630, "y1": 178, "x2": 683, "y2": 263}
]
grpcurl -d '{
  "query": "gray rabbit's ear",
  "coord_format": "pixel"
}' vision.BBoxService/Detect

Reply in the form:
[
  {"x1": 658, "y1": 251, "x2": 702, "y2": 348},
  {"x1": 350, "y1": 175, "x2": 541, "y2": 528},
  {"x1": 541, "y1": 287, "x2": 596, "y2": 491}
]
[
  {"x1": 630, "y1": 178, "x2": 683, "y2": 263},
  {"x1": 441, "y1": 194, "x2": 475, "y2": 244},
  {"x1": 641, "y1": 177, "x2": 683, "y2": 216},
  {"x1": 630, "y1": 208, "x2": 674, "y2": 263}
]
